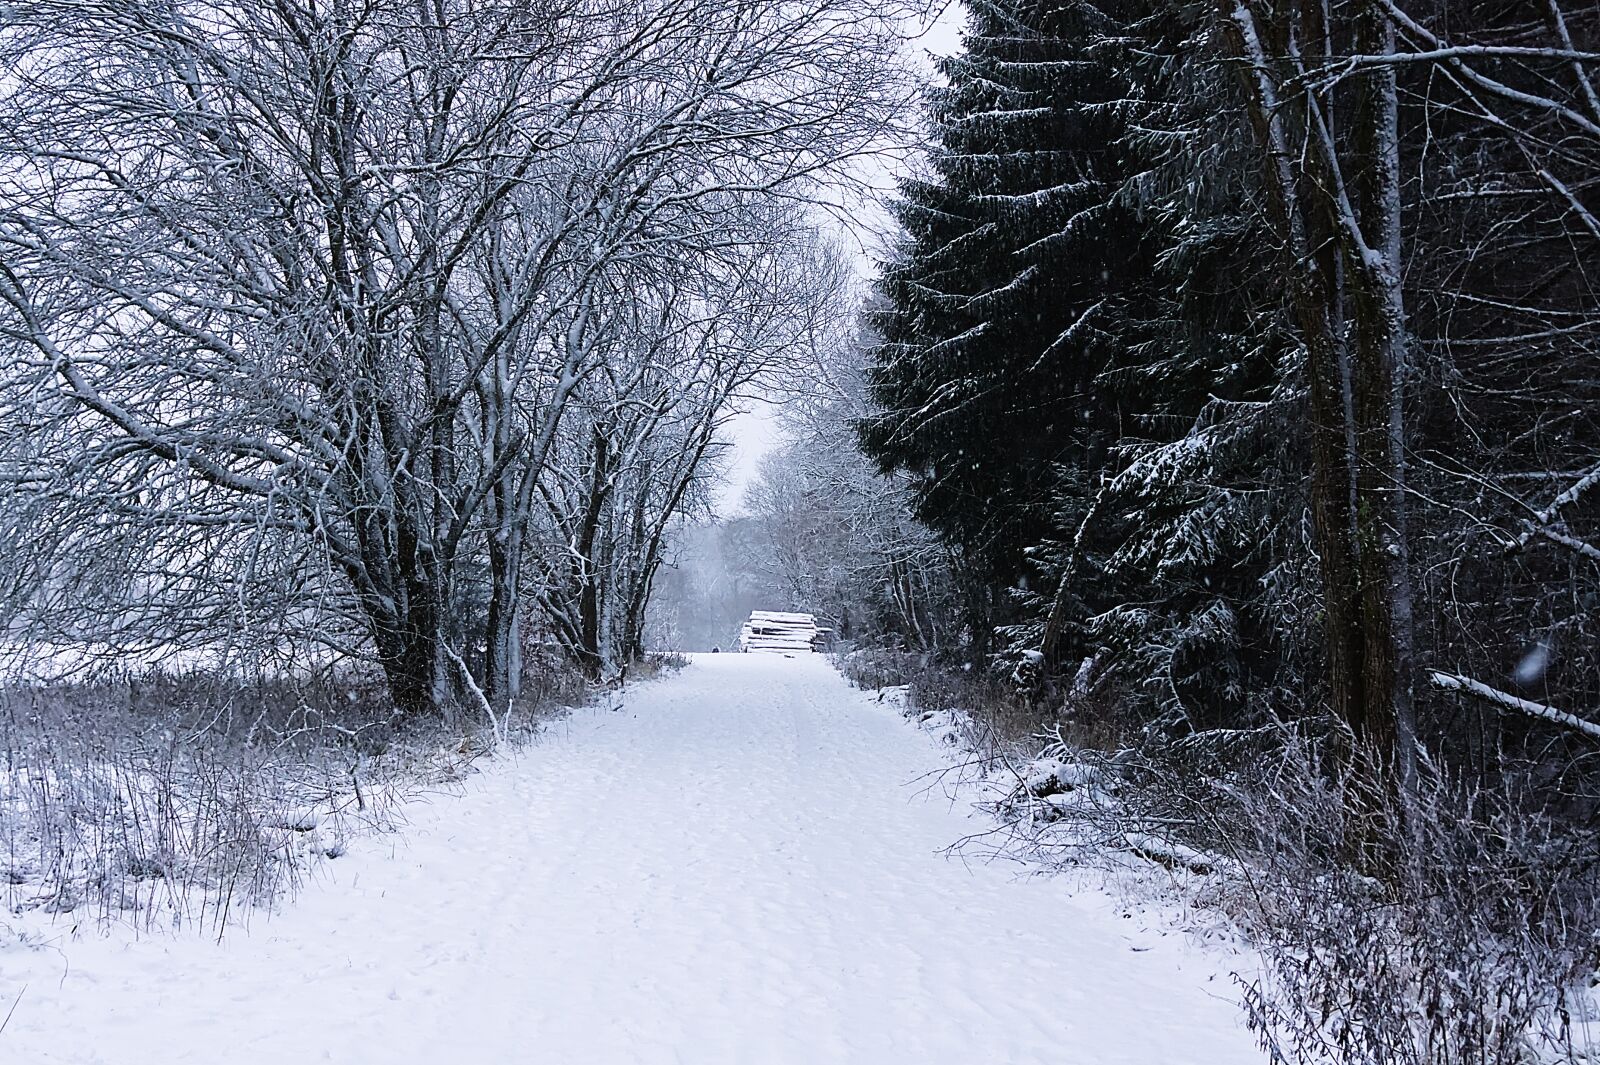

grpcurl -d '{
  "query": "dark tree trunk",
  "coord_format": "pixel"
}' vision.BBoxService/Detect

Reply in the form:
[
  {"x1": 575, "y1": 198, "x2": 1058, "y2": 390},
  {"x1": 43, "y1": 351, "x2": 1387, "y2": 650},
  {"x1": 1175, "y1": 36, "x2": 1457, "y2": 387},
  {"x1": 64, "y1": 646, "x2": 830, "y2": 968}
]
[
  {"x1": 1224, "y1": 0, "x2": 1366, "y2": 746},
  {"x1": 1346, "y1": 0, "x2": 1418, "y2": 809},
  {"x1": 1223, "y1": 0, "x2": 1419, "y2": 866},
  {"x1": 574, "y1": 428, "x2": 612, "y2": 678}
]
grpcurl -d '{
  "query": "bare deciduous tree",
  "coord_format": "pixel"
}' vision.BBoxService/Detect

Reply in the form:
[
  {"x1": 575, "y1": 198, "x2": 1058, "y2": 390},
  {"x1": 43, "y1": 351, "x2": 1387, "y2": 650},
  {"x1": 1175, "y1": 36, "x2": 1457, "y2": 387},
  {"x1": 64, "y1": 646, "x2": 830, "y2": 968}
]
[{"x1": 0, "y1": 0, "x2": 916, "y2": 715}]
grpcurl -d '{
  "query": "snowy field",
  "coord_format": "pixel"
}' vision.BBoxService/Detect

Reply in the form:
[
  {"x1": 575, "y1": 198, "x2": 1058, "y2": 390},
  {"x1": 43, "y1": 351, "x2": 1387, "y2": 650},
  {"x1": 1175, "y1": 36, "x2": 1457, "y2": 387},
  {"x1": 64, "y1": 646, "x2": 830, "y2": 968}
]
[{"x1": 2, "y1": 654, "x2": 1262, "y2": 1064}]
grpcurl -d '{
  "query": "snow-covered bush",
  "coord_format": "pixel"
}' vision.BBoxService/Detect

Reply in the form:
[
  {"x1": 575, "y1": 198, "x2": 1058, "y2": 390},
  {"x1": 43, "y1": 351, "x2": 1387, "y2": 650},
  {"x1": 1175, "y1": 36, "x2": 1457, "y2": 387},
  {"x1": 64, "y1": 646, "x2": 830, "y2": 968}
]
[
  {"x1": 628, "y1": 651, "x2": 691, "y2": 681},
  {"x1": 1000, "y1": 724, "x2": 1600, "y2": 1062},
  {"x1": 1, "y1": 668, "x2": 578, "y2": 933},
  {"x1": 1005, "y1": 719, "x2": 1600, "y2": 1063},
  {"x1": 1225, "y1": 738, "x2": 1600, "y2": 1065},
  {"x1": 835, "y1": 647, "x2": 920, "y2": 692}
]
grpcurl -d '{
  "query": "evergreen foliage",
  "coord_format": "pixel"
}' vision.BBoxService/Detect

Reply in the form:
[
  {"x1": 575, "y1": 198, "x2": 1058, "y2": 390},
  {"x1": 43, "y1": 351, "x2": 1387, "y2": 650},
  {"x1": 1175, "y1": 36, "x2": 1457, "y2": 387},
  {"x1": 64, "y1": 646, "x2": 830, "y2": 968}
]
[
  {"x1": 860, "y1": 0, "x2": 1150, "y2": 593},
  {"x1": 861, "y1": 0, "x2": 1599, "y2": 752},
  {"x1": 863, "y1": 2, "x2": 1302, "y2": 729}
]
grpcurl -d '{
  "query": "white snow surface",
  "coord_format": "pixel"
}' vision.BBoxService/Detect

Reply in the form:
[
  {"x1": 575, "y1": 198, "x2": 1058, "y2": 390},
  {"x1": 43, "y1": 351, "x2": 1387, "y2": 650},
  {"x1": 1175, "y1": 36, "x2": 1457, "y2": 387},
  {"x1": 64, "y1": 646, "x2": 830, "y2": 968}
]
[{"x1": 2, "y1": 654, "x2": 1262, "y2": 1064}]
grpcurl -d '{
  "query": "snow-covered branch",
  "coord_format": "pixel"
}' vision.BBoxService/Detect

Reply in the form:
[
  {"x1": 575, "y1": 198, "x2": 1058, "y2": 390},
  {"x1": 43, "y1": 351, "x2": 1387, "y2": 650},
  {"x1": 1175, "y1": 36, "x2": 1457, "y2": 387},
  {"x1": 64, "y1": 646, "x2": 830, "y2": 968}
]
[{"x1": 1429, "y1": 670, "x2": 1600, "y2": 742}]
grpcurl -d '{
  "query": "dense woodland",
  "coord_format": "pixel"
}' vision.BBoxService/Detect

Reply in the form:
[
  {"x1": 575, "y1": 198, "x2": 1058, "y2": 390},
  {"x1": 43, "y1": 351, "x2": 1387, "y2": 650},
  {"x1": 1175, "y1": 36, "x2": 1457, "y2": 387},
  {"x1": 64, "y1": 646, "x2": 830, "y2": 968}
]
[
  {"x1": 733, "y1": 1, "x2": 1600, "y2": 1060},
  {"x1": 764, "y1": 0, "x2": 1600, "y2": 763},
  {"x1": 753, "y1": 0, "x2": 1600, "y2": 795}
]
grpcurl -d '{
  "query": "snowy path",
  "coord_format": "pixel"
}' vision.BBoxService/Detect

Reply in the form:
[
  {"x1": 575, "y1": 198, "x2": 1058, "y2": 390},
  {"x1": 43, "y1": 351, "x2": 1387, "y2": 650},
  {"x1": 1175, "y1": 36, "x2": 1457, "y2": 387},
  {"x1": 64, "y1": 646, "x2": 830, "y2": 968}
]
[{"x1": 3, "y1": 654, "x2": 1261, "y2": 1064}]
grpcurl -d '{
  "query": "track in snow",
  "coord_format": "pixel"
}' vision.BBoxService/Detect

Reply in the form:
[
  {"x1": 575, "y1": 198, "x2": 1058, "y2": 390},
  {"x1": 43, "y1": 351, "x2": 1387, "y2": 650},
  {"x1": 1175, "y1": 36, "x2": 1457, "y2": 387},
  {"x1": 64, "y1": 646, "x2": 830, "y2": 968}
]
[{"x1": 2, "y1": 654, "x2": 1262, "y2": 1064}]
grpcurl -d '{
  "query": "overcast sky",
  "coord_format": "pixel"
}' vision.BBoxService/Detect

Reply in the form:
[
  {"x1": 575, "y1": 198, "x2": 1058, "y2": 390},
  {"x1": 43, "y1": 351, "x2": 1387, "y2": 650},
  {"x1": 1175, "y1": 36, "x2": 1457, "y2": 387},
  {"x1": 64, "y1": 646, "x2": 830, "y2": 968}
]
[{"x1": 713, "y1": 3, "x2": 963, "y2": 515}]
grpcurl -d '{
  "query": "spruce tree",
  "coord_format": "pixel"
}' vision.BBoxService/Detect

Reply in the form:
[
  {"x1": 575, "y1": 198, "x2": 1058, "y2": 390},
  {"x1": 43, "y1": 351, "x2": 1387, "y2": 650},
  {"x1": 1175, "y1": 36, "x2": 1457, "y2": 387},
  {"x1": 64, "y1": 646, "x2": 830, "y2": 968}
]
[
  {"x1": 1057, "y1": 5, "x2": 1298, "y2": 728},
  {"x1": 860, "y1": 0, "x2": 1146, "y2": 597},
  {"x1": 864, "y1": 1, "x2": 1297, "y2": 725}
]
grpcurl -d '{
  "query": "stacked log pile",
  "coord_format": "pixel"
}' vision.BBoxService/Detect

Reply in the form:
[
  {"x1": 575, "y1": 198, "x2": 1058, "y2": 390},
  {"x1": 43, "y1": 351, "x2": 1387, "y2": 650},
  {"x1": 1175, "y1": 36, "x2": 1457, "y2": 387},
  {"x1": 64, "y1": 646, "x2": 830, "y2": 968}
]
[{"x1": 739, "y1": 611, "x2": 830, "y2": 654}]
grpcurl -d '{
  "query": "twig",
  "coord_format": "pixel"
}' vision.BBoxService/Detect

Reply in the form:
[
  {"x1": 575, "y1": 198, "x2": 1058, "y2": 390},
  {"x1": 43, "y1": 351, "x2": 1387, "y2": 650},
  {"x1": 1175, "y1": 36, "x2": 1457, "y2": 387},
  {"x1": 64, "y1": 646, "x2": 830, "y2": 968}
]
[{"x1": 1, "y1": 984, "x2": 25, "y2": 1036}]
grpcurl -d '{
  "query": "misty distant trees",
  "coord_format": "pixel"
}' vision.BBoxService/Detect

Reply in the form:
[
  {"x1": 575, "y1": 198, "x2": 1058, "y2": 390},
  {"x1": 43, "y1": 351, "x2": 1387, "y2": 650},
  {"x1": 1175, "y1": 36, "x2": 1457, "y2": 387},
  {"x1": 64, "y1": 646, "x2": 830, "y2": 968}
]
[{"x1": 730, "y1": 317, "x2": 954, "y2": 648}]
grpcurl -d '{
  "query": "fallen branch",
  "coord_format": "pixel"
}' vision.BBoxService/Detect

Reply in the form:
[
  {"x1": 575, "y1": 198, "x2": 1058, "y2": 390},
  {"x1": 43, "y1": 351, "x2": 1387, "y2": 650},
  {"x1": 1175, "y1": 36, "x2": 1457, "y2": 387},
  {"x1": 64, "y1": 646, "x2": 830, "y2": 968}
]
[
  {"x1": 1429, "y1": 670, "x2": 1600, "y2": 741},
  {"x1": 1509, "y1": 464, "x2": 1600, "y2": 560},
  {"x1": 1124, "y1": 832, "x2": 1225, "y2": 876},
  {"x1": 1534, "y1": 526, "x2": 1600, "y2": 563},
  {"x1": 445, "y1": 646, "x2": 505, "y2": 748}
]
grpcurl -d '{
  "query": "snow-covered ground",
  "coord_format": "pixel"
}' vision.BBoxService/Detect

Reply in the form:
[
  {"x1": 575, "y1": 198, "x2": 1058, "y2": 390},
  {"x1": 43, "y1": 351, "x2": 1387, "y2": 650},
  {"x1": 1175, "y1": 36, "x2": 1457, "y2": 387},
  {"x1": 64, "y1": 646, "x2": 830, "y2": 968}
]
[{"x1": 2, "y1": 654, "x2": 1263, "y2": 1064}]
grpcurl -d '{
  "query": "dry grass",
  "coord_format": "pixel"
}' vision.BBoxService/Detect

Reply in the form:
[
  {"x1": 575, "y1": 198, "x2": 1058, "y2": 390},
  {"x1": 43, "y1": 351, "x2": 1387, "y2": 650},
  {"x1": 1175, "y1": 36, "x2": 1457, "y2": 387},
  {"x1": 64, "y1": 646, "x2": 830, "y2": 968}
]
[{"x1": 2, "y1": 652, "x2": 588, "y2": 937}]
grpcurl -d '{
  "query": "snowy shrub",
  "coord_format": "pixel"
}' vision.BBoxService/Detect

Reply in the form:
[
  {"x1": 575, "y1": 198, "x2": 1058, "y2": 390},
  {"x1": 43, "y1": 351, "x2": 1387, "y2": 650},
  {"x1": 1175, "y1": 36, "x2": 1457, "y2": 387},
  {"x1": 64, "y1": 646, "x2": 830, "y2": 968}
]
[
  {"x1": 1192, "y1": 733, "x2": 1600, "y2": 1065},
  {"x1": 0, "y1": 667, "x2": 577, "y2": 933},
  {"x1": 997, "y1": 722, "x2": 1600, "y2": 1063},
  {"x1": 836, "y1": 647, "x2": 1600, "y2": 1064},
  {"x1": 835, "y1": 647, "x2": 920, "y2": 692},
  {"x1": 917, "y1": 676, "x2": 1598, "y2": 1064},
  {"x1": 629, "y1": 651, "x2": 691, "y2": 681}
]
